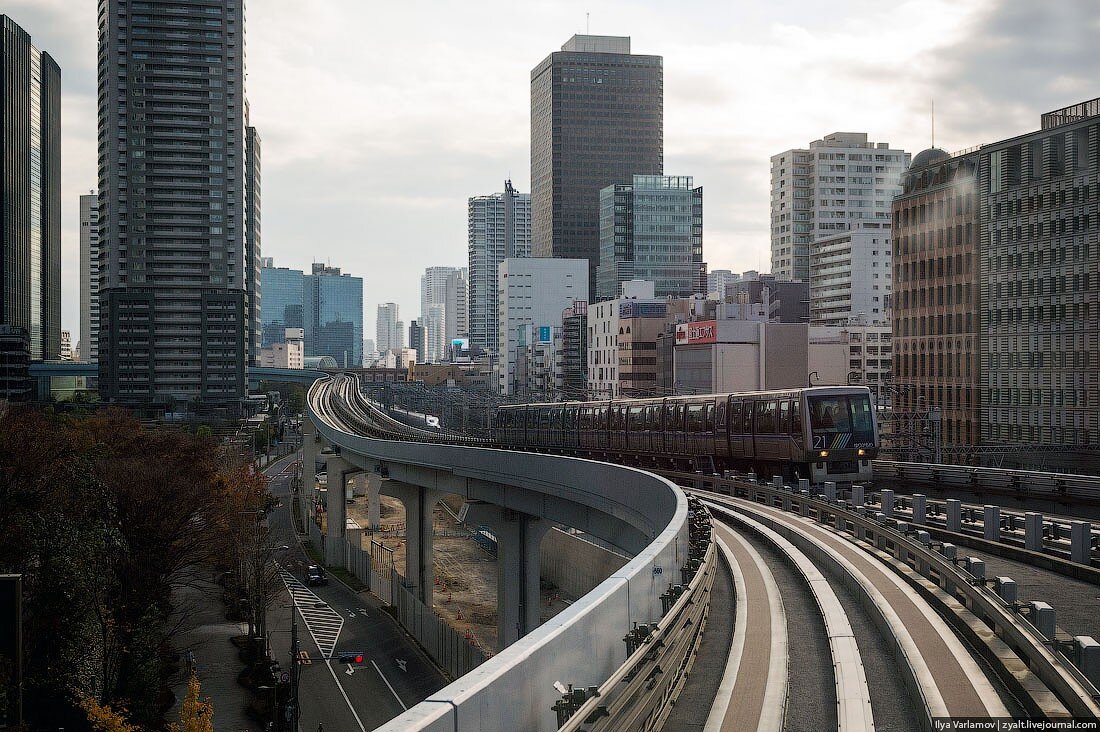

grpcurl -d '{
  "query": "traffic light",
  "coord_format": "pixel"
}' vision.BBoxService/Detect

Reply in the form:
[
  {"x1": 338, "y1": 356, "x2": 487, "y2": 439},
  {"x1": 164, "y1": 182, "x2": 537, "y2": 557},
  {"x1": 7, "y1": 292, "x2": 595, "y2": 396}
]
[{"x1": 338, "y1": 651, "x2": 365, "y2": 664}]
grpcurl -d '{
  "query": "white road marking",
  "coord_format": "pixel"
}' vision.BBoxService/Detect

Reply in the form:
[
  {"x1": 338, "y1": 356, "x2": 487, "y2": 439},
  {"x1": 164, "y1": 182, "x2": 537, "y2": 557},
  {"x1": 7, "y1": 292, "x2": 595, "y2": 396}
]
[
  {"x1": 371, "y1": 659, "x2": 407, "y2": 711},
  {"x1": 395, "y1": 658, "x2": 407, "y2": 672}
]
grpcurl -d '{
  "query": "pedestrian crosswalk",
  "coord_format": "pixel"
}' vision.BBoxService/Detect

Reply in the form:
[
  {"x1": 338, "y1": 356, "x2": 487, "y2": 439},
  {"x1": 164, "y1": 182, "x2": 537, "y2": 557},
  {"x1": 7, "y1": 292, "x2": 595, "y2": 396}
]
[{"x1": 279, "y1": 568, "x2": 344, "y2": 660}]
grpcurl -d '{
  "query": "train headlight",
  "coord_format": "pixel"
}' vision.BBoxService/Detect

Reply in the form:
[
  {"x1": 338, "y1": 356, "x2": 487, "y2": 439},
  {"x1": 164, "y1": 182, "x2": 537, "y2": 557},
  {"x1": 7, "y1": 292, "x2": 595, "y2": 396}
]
[
  {"x1": 857, "y1": 448, "x2": 866, "y2": 457},
  {"x1": 819, "y1": 450, "x2": 829, "y2": 458}
]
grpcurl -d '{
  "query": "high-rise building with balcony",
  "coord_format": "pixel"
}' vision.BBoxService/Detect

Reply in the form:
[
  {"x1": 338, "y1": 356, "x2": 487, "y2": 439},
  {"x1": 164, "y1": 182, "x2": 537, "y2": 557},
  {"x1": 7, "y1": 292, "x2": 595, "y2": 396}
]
[
  {"x1": 376, "y1": 303, "x2": 401, "y2": 355},
  {"x1": 468, "y1": 180, "x2": 530, "y2": 351},
  {"x1": 97, "y1": 1, "x2": 254, "y2": 408},
  {"x1": 1, "y1": 16, "x2": 61, "y2": 361},
  {"x1": 531, "y1": 35, "x2": 663, "y2": 296},
  {"x1": 771, "y1": 132, "x2": 908, "y2": 282},
  {"x1": 809, "y1": 224, "x2": 892, "y2": 326},
  {"x1": 421, "y1": 265, "x2": 467, "y2": 358},
  {"x1": 79, "y1": 192, "x2": 101, "y2": 361},
  {"x1": 245, "y1": 125, "x2": 261, "y2": 366},
  {"x1": 596, "y1": 175, "x2": 704, "y2": 301}
]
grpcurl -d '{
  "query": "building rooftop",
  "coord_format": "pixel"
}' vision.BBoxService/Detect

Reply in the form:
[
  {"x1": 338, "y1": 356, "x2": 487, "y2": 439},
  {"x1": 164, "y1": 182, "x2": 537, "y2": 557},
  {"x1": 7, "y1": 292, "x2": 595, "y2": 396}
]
[
  {"x1": 561, "y1": 34, "x2": 630, "y2": 54},
  {"x1": 910, "y1": 147, "x2": 951, "y2": 170}
]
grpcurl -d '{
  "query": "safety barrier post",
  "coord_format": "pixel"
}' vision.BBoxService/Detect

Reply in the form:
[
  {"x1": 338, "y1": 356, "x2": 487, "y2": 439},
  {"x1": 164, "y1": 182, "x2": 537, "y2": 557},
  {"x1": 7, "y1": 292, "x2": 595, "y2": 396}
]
[
  {"x1": 945, "y1": 499, "x2": 962, "y2": 532},
  {"x1": 1024, "y1": 512, "x2": 1044, "y2": 552},
  {"x1": 983, "y1": 505, "x2": 1001, "y2": 541},
  {"x1": 1070, "y1": 521, "x2": 1092, "y2": 564},
  {"x1": 911, "y1": 494, "x2": 927, "y2": 525},
  {"x1": 880, "y1": 489, "x2": 894, "y2": 517}
]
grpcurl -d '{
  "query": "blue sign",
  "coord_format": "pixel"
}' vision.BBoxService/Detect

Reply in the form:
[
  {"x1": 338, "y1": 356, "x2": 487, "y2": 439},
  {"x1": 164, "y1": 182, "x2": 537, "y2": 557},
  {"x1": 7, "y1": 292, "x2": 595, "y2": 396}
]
[{"x1": 538, "y1": 326, "x2": 552, "y2": 343}]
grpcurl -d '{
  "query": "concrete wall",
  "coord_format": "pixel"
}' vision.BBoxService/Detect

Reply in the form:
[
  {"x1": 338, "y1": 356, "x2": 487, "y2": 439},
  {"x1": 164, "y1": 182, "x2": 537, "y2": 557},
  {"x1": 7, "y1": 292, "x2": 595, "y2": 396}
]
[{"x1": 541, "y1": 528, "x2": 629, "y2": 599}]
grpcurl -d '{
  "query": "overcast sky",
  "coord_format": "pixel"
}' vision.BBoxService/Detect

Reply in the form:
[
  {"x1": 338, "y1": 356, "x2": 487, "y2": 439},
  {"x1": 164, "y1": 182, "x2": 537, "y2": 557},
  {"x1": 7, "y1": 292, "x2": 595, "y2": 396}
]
[{"x1": 9, "y1": 0, "x2": 1098, "y2": 346}]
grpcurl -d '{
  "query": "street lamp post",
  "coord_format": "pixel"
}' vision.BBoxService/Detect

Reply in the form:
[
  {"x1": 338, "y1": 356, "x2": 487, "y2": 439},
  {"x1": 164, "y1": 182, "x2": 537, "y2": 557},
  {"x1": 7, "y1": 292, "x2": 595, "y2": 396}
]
[{"x1": 807, "y1": 371, "x2": 819, "y2": 387}]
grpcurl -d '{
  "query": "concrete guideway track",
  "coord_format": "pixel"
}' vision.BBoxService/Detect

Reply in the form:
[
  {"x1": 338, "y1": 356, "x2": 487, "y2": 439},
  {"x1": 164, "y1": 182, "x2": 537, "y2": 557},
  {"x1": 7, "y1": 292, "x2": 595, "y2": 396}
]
[
  {"x1": 707, "y1": 526, "x2": 789, "y2": 732},
  {"x1": 702, "y1": 493, "x2": 1010, "y2": 728}
]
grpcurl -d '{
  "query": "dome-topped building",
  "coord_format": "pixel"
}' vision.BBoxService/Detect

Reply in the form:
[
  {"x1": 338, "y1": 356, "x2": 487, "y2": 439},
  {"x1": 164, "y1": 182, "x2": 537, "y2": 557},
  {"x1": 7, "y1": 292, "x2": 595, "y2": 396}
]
[{"x1": 910, "y1": 147, "x2": 950, "y2": 169}]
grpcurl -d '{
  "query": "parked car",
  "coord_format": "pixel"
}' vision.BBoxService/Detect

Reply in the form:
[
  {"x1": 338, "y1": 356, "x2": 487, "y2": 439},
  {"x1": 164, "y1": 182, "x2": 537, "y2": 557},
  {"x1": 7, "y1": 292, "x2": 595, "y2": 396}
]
[{"x1": 306, "y1": 565, "x2": 327, "y2": 586}]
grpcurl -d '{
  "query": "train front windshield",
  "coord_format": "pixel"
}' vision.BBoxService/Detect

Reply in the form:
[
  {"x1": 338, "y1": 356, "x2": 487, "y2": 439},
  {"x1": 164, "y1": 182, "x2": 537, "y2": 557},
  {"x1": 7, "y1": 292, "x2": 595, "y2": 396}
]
[{"x1": 808, "y1": 394, "x2": 875, "y2": 450}]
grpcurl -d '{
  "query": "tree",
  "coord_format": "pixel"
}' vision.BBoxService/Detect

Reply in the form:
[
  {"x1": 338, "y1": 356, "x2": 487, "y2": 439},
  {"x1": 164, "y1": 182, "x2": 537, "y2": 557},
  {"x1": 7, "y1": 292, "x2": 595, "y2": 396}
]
[
  {"x1": 78, "y1": 693, "x2": 141, "y2": 732},
  {"x1": 174, "y1": 673, "x2": 214, "y2": 732}
]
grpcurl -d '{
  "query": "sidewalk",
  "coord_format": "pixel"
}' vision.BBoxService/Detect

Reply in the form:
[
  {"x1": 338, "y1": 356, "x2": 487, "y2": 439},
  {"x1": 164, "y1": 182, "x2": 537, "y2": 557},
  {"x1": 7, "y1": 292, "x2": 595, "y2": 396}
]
[
  {"x1": 167, "y1": 452, "x2": 300, "y2": 731},
  {"x1": 168, "y1": 574, "x2": 254, "y2": 732}
]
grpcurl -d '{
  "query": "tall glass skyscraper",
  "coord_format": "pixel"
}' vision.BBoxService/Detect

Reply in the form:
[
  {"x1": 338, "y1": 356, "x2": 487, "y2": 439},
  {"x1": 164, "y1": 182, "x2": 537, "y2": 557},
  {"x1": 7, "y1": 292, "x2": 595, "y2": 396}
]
[
  {"x1": 468, "y1": 180, "x2": 530, "y2": 351},
  {"x1": 0, "y1": 16, "x2": 61, "y2": 361},
  {"x1": 596, "y1": 175, "x2": 704, "y2": 301},
  {"x1": 259, "y1": 260, "x2": 305, "y2": 348},
  {"x1": 306, "y1": 263, "x2": 363, "y2": 368},
  {"x1": 531, "y1": 35, "x2": 663, "y2": 296},
  {"x1": 98, "y1": 0, "x2": 257, "y2": 407}
]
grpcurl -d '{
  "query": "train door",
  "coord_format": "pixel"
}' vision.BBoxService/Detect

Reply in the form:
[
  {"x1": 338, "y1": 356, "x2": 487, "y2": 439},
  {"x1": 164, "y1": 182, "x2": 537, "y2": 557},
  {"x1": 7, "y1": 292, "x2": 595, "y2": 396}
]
[
  {"x1": 715, "y1": 398, "x2": 730, "y2": 459},
  {"x1": 738, "y1": 400, "x2": 754, "y2": 459},
  {"x1": 669, "y1": 402, "x2": 687, "y2": 455},
  {"x1": 609, "y1": 404, "x2": 624, "y2": 450},
  {"x1": 753, "y1": 400, "x2": 781, "y2": 458},
  {"x1": 597, "y1": 404, "x2": 611, "y2": 450},
  {"x1": 627, "y1": 404, "x2": 645, "y2": 452}
]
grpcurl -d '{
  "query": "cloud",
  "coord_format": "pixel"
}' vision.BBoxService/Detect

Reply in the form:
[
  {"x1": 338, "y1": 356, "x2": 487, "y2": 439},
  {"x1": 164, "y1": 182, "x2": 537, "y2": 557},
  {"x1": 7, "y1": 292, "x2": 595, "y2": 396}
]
[{"x1": 15, "y1": 0, "x2": 1097, "y2": 346}]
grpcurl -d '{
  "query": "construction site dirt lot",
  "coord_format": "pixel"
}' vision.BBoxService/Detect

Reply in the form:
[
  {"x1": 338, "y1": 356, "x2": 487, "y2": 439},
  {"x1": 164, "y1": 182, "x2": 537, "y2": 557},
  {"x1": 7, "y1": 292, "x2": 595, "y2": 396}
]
[{"x1": 346, "y1": 488, "x2": 575, "y2": 654}]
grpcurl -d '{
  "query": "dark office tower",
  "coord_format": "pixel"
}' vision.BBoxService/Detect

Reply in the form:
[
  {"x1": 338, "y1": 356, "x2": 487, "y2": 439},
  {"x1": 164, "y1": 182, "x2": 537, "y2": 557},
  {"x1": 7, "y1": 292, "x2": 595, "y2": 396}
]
[
  {"x1": 408, "y1": 320, "x2": 424, "y2": 361},
  {"x1": 245, "y1": 125, "x2": 261, "y2": 366},
  {"x1": 531, "y1": 35, "x2": 663, "y2": 296},
  {"x1": 98, "y1": 0, "x2": 250, "y2": 410},
  {"x1": 0, "y1": 16, "x2": 61, "y2": 361}
]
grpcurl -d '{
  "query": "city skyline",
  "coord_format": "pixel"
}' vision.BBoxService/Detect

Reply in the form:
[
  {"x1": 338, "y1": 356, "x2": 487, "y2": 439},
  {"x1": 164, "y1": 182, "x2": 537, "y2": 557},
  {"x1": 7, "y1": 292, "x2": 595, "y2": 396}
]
[{"x1": 8, "y1": 0, "x2": 1096, "y2": 344}]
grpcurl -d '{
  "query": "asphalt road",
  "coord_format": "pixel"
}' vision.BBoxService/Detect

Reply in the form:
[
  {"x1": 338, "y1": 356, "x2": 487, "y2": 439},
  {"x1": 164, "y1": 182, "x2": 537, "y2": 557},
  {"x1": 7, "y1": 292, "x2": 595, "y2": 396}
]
[{"x1": 263, "y1": 454, "x2": 448, "y2": 731}]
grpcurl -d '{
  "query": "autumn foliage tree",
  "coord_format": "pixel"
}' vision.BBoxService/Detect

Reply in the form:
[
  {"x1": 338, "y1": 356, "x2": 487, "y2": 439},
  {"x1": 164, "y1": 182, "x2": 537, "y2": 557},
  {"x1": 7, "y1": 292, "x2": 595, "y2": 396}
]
[{"x1": 0, "y1": 407, "x2": 268, "y2": 730}]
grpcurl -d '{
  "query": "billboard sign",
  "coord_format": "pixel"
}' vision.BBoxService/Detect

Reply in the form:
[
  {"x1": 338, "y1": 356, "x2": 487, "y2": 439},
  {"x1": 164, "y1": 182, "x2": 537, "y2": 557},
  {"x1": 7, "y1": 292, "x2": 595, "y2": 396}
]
[
  {"x1": 675, "y1": 320, "x2": 717, "y2": 345},
  {"x1": 537, "y1": 326, "x2": 552, "y2": 343}
]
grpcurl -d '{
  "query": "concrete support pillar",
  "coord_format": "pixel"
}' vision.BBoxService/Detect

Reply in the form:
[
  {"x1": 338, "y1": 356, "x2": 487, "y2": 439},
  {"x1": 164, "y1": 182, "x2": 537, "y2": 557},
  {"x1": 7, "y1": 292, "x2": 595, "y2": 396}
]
[
  {"x1": 911, "y1": 494, "x2": 927, "y2": 525},
  {"x1": 323, "y1": 455, "x2": 352, "y2": 566},
  {"x1": 880, "y1": 489, "x2": 895, "y2": 517},
  {"x1": 365, "y1": 473, "x2": 383, "y2": 531},
  {"x1": 945, "y1": 499, "x2": 962, "y2": 532},
  {"x1": 984, "y1": 505, "x2": 1001, "y2": 542},
  {"x1": 388, "y1": 482, "x2": 444, "y2": 607},
  {"x1": 1024, "y1": 512, "x2": 1044, "y2": 552},
  {"x1": 1071, "y1": 522, "x2": 1092, "y2": 565},
  {"x1": 302, "y1": 420, "x2": 319, "y2": 526},
  {"x1": 469, "y1": 505, "x2": 551, "y2": 649},
  {"x1": 851, "y1": 484, "x2": 865, "y2": 508}
]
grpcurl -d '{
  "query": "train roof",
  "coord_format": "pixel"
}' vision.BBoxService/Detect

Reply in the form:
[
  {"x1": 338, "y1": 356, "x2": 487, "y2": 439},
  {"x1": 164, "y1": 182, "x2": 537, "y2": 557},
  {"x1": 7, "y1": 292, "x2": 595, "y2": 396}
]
[{"x1": 498, "y1": 385, "x2": 871, "y2": 410}]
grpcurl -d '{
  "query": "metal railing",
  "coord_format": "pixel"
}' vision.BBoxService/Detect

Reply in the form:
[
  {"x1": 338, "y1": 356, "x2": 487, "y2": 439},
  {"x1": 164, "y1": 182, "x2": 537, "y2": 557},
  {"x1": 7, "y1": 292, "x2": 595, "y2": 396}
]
[{"x1": 874, "y1": 460, "x2": 1100, "y2": 503}]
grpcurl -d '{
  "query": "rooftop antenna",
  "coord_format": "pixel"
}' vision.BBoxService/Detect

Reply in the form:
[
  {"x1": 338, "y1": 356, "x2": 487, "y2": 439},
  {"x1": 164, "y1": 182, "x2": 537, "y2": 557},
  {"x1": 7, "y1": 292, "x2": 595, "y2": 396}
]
[
  {"x1": 586, "y1": 12, "x2": 590, "y2": 34},
  {"x1": 931, "y1": 97, "x2": 935, "y2": 148}
]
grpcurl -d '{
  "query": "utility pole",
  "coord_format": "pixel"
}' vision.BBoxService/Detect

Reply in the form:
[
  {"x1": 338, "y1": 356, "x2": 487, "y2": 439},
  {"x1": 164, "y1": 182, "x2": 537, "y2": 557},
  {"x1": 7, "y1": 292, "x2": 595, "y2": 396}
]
[{"x1": 289, "y1": 591, "x2": 300, "y2": 729}]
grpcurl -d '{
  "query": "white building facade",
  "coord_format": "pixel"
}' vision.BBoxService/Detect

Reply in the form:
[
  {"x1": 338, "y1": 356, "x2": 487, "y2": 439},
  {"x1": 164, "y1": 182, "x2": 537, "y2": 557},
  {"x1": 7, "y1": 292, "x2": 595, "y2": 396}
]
[
  {"x1": 809, "y1": 224, "x2": 892, "y2": 325},
  {"x1": 771, "y1": 132, "x2": 909, "y2": 282},
  {"x1": 421, "y1": 265, "x2": 468, "y2": 355},
  {"x1": 376, "y1": 303, "x2": 402, "y2": 356},
  {"x1": 498, "y1": 257, "x2": 587, "y2": 395}
]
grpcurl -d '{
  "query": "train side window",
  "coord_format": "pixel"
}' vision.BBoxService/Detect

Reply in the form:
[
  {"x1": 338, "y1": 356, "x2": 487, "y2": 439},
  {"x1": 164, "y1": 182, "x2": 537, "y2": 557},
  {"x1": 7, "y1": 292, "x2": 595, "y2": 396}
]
[
  {"x1": 778, "y1": 400, "x2": 790, "y2": 433},
  {"x1": 687, "y1": 403, "x2": 704, "y2": 432},
  {"x1": 730, "y1": 401, "x2": 742, "y2": 432},
  {"x1": 741, "y1": 401, "x2": 753, "y2": 433},
  {"x1": 704, "y1": 402, "x2": 715, "y2": 432},
  {"x1": 646, "y1": 404, "x2": 658, "y2": 430},
  {"x1": 755, "y1": 401, "x2": 777, "y2": 434},
  {"x1": 791, "y1": 402, "x2": 802, "y2": 435},
  {"x1": 629, "y1": 406, "x2": 645, "y2": 430}
]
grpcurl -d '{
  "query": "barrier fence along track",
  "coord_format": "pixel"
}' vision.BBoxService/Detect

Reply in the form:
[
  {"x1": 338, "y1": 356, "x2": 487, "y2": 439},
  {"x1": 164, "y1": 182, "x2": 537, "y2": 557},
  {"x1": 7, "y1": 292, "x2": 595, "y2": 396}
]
[
  {"x1": 670, "y1": 469, "x2": 1100, "y2": 720},
  {"x1": 558, "y1": 497, "x2": 715, "y2": 732},
  {"x1": 874, "y1": 460, "x2": 1100, "y2": 504}
]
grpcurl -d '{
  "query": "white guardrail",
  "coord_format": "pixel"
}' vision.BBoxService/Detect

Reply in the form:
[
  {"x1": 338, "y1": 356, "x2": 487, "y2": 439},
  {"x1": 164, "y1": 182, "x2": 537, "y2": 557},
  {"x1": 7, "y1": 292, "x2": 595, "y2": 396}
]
[{"x1": 308, "y1": 377, "x2": 710, "y2": 732}]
